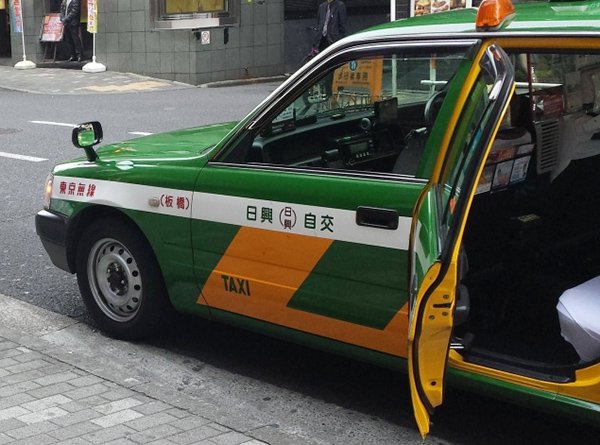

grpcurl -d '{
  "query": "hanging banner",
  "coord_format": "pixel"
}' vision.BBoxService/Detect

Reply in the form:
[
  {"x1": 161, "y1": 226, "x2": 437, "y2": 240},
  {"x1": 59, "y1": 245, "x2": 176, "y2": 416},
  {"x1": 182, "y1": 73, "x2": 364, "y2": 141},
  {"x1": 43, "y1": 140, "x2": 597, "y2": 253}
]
[
  {"x1": 87, "y1": 0, "x2": 97, "y2": 33},
  {"x1": 9, "y1": 0, "x2": 23, "y2": 33},
  {"x1": 411, "y1": 0, "x2": 472, "y2": 16}
]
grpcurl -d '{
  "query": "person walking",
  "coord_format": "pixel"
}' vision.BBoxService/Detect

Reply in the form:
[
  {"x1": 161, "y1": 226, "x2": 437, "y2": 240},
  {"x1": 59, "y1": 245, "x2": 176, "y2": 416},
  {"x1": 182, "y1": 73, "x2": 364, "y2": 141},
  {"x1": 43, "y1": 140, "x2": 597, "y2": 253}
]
[
  {"x1": 314, "y1": 0, "x2": 347, "y2": 52},
  {"x1": 60, "y1": 0, "x2": 83, "y2": 62}
]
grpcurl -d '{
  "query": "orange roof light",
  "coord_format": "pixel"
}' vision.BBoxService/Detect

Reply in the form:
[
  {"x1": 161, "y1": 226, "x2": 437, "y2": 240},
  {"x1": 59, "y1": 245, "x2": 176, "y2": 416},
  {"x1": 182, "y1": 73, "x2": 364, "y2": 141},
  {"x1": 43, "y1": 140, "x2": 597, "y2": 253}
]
[{"x1": 476, "y1": 0, "x2": 515, "y2": 31}]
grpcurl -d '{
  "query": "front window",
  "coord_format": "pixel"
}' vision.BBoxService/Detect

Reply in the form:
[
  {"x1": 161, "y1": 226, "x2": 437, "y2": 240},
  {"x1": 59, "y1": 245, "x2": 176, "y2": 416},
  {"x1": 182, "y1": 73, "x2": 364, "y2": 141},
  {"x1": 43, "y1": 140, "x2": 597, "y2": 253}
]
[
  {"x1": 162, "y1": 0, "x2": 227, "y2": 16},
  {"x1": 153, "y1": 0, "x2": 238, "y2": 29},
  {"x1": 217, "y1": 43, "x2": 477, "y2": 178}
]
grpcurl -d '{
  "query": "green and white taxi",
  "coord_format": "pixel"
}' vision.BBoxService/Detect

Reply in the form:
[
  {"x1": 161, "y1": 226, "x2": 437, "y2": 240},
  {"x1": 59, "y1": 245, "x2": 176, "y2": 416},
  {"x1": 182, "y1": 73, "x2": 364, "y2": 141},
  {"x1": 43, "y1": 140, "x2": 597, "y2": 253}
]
[{"x1": 37, "y1": 0, "x2": 600, "y2": 436}]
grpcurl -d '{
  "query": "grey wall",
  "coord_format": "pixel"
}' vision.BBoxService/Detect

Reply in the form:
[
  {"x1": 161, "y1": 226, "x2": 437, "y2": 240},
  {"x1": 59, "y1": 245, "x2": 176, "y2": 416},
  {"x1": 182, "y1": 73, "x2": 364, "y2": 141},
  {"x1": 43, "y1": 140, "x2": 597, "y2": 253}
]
[{"x1": 13, "y1": 0, "x2": 285, "y2": 85}]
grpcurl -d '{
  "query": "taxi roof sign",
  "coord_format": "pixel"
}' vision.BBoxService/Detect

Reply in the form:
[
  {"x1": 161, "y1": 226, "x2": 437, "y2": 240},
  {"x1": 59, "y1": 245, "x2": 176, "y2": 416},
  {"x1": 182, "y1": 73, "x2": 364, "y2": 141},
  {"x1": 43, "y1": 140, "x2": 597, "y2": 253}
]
[{"x1": 476, "y1": 0, "x2": 515, "y2": 31}]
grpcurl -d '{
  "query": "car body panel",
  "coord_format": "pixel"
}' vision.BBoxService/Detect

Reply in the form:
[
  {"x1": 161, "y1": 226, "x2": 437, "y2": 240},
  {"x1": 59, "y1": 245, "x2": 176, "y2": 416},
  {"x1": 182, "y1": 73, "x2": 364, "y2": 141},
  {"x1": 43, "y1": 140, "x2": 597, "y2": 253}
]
[{"x1": 36, "y1": 0, "x2": 600, "y2": 436}]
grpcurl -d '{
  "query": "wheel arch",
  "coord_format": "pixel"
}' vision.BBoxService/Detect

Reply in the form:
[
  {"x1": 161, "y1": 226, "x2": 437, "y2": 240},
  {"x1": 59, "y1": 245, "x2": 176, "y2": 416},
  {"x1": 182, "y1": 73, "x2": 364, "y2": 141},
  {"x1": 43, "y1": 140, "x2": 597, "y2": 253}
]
[{"x1": 66, "y1": 205, "x2": 155, "y2": 274}]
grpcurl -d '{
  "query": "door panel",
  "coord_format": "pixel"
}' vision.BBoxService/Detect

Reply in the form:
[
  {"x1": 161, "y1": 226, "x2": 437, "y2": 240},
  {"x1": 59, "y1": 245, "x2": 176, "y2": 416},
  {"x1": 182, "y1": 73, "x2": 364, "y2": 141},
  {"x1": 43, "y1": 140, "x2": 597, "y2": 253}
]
[{"x1": 408, "y1": 43, "x2": 516, "y2": 438}]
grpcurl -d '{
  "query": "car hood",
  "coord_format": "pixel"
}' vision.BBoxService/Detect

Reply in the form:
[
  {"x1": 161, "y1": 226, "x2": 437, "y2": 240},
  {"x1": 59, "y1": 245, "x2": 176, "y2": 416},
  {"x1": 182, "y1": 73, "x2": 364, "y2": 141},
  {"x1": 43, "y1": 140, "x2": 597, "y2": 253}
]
[{"x1": 94, "y1": 122, "x2": 238, "y2": 163}]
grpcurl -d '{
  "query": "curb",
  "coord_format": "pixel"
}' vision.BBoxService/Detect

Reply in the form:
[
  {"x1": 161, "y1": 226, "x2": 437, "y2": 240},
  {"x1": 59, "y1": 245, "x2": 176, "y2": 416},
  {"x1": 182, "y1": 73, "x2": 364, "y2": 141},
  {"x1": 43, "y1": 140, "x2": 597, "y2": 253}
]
[{"x1": 199, "y1": 75, "x2": 287, "y2": 88}]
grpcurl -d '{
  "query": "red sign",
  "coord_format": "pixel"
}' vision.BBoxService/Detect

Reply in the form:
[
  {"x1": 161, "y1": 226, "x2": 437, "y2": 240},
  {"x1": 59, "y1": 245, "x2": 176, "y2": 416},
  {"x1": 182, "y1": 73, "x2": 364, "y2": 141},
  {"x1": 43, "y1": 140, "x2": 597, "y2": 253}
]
[{"x1": 40, "y1": 13, "x2": 64, "y2": 43}]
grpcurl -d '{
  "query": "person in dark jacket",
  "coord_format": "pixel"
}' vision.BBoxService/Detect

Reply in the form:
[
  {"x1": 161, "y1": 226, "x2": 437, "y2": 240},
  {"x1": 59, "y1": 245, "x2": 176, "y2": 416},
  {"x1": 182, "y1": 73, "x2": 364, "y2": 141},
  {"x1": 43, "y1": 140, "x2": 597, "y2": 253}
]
[
  {"x1": 60, "y1": 0, "x2": 83, "y2": 62},
  {"x1": 314, "y1": 0, "x2": 347, "y2": 52}
]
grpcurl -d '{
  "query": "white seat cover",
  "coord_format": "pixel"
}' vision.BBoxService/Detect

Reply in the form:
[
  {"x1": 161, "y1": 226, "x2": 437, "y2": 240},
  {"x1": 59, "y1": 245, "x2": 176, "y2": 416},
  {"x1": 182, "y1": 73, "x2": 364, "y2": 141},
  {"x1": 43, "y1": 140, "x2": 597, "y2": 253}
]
[{"x1": 557, "y1": 275, "x2": 600, "y2": 362}]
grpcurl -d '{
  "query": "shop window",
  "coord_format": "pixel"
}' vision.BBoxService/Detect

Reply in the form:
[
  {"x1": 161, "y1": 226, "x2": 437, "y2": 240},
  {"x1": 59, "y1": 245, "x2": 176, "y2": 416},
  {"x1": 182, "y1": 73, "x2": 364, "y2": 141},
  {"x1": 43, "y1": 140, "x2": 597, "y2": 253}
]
[{"x1": 153, "y1": 0, "x2": 238, "y2": 29}]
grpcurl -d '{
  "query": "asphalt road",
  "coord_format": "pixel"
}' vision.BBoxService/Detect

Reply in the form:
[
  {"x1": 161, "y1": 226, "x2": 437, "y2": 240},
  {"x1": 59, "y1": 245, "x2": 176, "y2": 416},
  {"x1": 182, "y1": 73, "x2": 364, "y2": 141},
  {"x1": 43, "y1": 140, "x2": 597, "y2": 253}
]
[{"x1": 0, "y1": 84, "x2": 598, "y2": 444}]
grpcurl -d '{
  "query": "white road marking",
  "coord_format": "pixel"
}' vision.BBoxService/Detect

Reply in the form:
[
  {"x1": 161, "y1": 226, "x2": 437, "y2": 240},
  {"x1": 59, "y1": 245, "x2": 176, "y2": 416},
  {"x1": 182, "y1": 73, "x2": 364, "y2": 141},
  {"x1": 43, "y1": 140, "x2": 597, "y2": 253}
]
[
  {"x1": 128, "y1": 132, "x2": 154, "y2": 136},
  {"x1": 0, "y1": 151, "x2": 48, "y2": 162},
  {"x1": 30, "y1": 120, "x2": 77, "y2": 128}
]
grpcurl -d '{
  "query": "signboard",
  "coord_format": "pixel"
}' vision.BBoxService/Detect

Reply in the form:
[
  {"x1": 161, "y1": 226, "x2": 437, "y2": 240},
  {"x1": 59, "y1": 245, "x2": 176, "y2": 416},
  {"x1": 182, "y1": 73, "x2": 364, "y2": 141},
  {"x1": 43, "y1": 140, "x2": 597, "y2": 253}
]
[
  {"x1": 332, "y1": 58, "x2": 384, "y2": 103},
  {"x1": 40, "y1": 13, "x2": 63, "y2": 42},
  {"x1": 87, "y1": 0, "x2": 97, "y2": 33},
  {"x1": 411, "y1": 0, "x2": 472, "y2": 16},
  {"x1": 9, "y1": 0, "x2": 23, "y2": 33}
]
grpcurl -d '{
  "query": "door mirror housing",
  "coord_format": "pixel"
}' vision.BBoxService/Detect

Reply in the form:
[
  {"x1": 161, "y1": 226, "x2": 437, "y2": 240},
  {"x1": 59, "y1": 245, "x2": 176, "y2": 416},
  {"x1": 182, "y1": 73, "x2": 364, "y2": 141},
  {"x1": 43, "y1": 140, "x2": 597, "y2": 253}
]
[{"x1": 72, "y1": 121, "x2": 103, "y2": 162}]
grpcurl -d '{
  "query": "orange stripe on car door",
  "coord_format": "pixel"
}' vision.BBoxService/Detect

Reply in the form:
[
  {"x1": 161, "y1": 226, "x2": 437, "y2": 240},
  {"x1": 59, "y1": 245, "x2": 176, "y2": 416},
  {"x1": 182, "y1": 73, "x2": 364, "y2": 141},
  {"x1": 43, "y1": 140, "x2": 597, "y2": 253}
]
[{"x1": 199, "y1": 226, "x2": 408, "y2": 357}]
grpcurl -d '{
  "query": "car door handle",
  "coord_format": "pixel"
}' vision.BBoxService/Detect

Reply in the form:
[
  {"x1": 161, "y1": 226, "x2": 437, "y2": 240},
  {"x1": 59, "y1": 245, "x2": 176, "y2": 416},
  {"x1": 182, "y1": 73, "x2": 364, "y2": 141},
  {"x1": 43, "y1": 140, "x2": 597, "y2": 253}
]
[{"x1": 355, "y1": 206, "x2": 399, "y2": 230}]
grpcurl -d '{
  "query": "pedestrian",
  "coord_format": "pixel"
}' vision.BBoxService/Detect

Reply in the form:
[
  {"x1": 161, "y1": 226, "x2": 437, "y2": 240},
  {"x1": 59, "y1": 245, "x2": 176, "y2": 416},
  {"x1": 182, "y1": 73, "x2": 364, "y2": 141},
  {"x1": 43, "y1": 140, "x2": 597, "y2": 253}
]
[
  {"x1": 314, "y1": 0, "x2": 347, "y2": 52},
  {"x1": 60, "y1": 0, "x2": 83, "y2": 62}
]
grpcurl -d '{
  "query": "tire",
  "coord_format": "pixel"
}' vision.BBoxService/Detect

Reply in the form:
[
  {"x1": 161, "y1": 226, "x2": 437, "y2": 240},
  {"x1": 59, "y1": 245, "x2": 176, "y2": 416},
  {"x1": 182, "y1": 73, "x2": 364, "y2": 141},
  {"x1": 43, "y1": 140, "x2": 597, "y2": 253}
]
[{"x1": 75, "y1": 217, "x2": 171, "y2": 340}]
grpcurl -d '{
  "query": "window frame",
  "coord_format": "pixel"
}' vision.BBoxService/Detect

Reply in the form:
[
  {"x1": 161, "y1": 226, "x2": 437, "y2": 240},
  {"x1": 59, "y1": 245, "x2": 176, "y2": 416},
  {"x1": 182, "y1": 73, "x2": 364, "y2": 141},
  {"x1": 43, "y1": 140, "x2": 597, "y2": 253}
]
[
  {"x1": 151, "y1": 0, "x2": 239, "y2": 30},
  {"x1": 211, "y1": 39, "x2": 482, "y2": 181}
]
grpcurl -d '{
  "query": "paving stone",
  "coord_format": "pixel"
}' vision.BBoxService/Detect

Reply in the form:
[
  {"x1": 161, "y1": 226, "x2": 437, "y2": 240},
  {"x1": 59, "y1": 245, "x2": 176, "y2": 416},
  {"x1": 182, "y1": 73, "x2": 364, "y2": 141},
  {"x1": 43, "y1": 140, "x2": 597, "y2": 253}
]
[
  {"x1": 28, "y1": 382, "x2": 76, "y2": 399},
  {"x1": 131, "y1": 400, "x2": 171, "y2": 415},
  {"x1": 0, "y1": 392, "x2": 36, "y2": 410},
  {"x1": 91, "y1": 408, "x2": 144, "y2": 428},
  {"x1": 69, "y1": 375, "x2": 105, "y2": 388},
  {"x1": 169, "y1": 416, "x2": 213, "y2": 432},
  {"x1": 4, "y1": 419, "x2": 60, "y2": 439},
  {"x1": 0, "y1": 417, "x2": 27, "y2": 433},
  {"x1": 165, "y1": 408, "x2": 190, "y2": 419},
  {"x1": 128, "y1": 424, "x2": 183, "y2": 443},
  {"x1": 0, "y1": 406, "x2": 30, "y2": 421},
  {"x1": 82, "y1": 424, "x2": 138, "y2": 444},
  {"x1": 169, "y1": 424, "x2": 223, "y2": 444},
  {"x1": 94, "y1": 397, "x2": 143, "y2": 415},
  {"x1": 0, "y1": 341, "x2": 18, "y2": 352},
  {"x1": 50, "y1": 408, "x2": 102, "y2": 427},
  {"x1": 21, "y1": 394, "x2": 71, "y2": 412},
  {"x1": 4, "y1": 359, "x2": 53, "y2": 374},
  {"x1": 8, "y1": 432, "x2": 59, "y2": 444},
  {"x1": 17, "y1": 406, "x2": 69, "y2": 424},
  {"x1": 0, "y1": 349, "x2": 20, "y2": 359},
  {"x1": 47, "y1": 420, "x2": 102, "y2": 441},
  {"x1": 208, "y1": 431, "x2": 255, "y2": 445},
  {"x1": 0, "y1": 380, "x2": 42, "y2": 396},
  {"x1": 64, "y1": 383, "x2": 110, "y2": 400},
  {"x1": 125, "y1": 411, "x2": 179, "y2": 432},
  {"x1": 34, "y1": 371, "x2": 81, "y2": 386},
  {"x1": 103, "y1": 439, "x2": 138, "y2": 445},
  {"x1": 58, "y1": 438, "x2": 95, "y2": 445},
  {"x1": 100, "y1": 388, "x2": 137, "y2": 401},
  {"x1": 0, "y1": 357, "x2": 19, "y2": 368},
  {"x1": 13, "y1": 351, "x2": 45, "y2": 363}
]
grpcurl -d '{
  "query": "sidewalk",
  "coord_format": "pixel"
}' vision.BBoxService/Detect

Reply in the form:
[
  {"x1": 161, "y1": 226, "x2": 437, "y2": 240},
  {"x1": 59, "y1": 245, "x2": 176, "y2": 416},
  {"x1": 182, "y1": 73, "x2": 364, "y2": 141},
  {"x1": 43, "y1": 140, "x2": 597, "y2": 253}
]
[
  {"x1": 0, "y1": 65, "x2": 286, "y2": 95},
  {"x1": 0, "y1": 65, "x2": 194, "y2": 95},
  {"x1": 0, "y1": 293, "x2": 267, "y2": 445}
]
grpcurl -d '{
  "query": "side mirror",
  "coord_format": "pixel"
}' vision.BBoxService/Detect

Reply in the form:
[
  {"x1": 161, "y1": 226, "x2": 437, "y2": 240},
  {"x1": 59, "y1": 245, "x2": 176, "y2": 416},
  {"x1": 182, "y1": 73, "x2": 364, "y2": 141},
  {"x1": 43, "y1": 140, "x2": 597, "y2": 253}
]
[{"x1": 72, "y1": 121, "x2": 103, "y2": 162}]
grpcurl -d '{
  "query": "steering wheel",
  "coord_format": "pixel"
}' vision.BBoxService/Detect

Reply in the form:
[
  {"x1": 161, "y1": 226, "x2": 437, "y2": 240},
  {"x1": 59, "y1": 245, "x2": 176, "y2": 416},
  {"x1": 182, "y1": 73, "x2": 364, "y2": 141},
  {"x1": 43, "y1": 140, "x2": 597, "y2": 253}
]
[{"x1": 424, "y1": 90, "x2": 447, "y2": 127}]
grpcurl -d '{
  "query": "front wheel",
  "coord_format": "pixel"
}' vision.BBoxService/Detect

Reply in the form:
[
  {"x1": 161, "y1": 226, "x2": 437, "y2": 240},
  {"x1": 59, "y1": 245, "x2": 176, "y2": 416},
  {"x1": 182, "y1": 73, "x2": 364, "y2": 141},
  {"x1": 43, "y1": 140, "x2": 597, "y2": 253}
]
[{"x1": 76, "y1": 217, "x2": 171, "y2": 340}]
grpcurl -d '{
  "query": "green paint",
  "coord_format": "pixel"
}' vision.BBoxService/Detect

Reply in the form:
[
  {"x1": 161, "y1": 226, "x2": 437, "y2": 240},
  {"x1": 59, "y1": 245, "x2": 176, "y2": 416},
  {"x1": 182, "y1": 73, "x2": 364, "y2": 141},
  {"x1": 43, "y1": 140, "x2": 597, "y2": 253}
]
[{"x1": 289, "y1": 242, "x2": 409, "y2": 329}]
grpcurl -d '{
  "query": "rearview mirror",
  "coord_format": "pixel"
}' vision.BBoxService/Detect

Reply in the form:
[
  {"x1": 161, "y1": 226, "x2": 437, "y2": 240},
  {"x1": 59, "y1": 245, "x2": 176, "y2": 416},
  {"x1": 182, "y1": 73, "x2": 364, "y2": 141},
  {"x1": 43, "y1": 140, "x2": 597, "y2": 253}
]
[{"x1": 72, "y1": 121, "x2": 103, "y2": 162}]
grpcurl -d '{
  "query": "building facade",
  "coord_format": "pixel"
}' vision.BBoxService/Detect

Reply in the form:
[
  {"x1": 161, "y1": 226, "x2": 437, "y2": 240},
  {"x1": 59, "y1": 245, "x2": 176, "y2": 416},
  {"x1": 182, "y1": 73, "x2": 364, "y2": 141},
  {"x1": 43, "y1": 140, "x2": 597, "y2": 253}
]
[{"x1": 5, "y1": 1, "x2": 442, "y2": 85}]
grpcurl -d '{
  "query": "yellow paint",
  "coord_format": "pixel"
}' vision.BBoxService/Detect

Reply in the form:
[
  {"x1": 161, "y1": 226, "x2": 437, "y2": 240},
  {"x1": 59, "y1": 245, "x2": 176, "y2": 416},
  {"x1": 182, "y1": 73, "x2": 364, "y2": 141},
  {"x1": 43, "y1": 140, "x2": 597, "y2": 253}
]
[
  {"x1": 80, "y1": 81, "x2": 174, "y2": 92},
  {"x1": 199, "y1": 227, "x2": 409, "y2": 356}
]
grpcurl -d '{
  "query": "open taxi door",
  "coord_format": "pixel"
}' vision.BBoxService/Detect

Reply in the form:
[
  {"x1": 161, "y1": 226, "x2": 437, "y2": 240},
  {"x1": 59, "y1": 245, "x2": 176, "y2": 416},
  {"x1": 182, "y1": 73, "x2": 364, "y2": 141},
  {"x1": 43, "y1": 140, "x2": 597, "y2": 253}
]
[{"x1": 407, "y1": 43, "x2": 515, "y2": 438}]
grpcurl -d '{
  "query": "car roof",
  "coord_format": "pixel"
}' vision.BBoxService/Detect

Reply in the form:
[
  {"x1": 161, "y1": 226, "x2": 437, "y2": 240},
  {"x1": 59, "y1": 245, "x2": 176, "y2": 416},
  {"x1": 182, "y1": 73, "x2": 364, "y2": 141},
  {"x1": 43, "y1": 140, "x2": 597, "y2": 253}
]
[{"x1": 351, "y1": 0, "x2": 600, "y2": 43}]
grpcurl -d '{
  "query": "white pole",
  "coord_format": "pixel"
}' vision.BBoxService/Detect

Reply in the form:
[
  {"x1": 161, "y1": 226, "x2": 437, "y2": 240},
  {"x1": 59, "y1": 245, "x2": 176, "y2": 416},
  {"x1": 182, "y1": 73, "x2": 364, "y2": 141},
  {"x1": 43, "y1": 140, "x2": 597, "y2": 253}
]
[
  {"x1": 83, "y1": 0, "x2": 106, "y2": 73},
  {"x1": 390, "y1": 2, "x2": 397, "y2": 97},
  {"x1": 14, "y1": 0, "x2": 36, "y2": 69}
]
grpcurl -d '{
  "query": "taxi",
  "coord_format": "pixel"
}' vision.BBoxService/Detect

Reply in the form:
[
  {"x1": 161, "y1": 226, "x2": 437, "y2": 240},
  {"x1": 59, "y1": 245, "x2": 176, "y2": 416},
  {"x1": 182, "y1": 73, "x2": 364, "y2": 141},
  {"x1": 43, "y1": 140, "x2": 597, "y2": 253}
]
[{"x1": 36, "y1": 0, "x2": 600, "y2": 437}]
